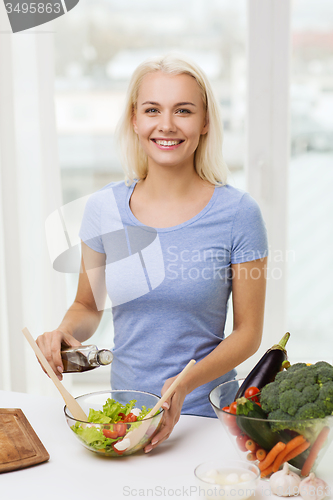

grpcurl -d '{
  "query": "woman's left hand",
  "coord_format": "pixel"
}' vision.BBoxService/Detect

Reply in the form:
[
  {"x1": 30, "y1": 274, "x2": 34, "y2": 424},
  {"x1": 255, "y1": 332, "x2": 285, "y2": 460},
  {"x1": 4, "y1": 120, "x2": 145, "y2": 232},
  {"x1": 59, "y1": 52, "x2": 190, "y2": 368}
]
[{"x1": 143, "y1": 375, "x2": 187, "y2": 453}]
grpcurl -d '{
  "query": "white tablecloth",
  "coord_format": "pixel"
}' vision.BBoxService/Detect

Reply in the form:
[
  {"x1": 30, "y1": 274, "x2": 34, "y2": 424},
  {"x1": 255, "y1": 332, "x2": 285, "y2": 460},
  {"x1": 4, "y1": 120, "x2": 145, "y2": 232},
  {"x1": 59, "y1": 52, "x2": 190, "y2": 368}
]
[{"x1": 1, "y1": 391, "x2": 332, "y2": 500}]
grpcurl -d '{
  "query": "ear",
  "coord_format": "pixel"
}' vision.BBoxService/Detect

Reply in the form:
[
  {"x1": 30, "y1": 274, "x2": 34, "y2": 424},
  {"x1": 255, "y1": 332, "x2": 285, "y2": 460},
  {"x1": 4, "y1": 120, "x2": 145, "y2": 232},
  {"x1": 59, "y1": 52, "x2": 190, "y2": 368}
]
[
  {"x1": 201, "y1": 115, "x2": 209, "y2": 135},
  {"x1": 132, "y1": 108, "x2": 138, "y2": 134}
]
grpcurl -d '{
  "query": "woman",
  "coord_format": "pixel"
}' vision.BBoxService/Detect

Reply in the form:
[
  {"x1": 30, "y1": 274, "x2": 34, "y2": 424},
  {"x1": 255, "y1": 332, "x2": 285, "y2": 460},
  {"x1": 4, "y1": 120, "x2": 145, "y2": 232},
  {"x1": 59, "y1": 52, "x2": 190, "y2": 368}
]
[{"x1": 37, "y1": 54, "x2": 268, "y2": 453}]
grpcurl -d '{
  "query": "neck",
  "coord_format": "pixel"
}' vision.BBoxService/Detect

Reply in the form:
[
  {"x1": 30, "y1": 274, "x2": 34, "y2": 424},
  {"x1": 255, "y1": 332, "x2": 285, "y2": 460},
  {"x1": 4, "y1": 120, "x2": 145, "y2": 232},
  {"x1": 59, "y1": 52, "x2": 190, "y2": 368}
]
[{"x1": 140, "y1": 160, "x2": 205, "y2": 201}]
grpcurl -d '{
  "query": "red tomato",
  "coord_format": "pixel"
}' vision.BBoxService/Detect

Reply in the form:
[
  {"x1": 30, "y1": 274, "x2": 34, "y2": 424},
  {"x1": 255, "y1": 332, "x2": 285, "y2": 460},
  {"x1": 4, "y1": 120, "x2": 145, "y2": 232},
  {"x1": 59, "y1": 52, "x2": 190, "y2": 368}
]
[
  {"x1": 229, "y1": 402, "x2": 238, "y2": 414},
  {"x1": 118, "y1": 412, "x2": 126, "y2": 421},
  {"x1": 103, "y1": 428, "x2": 118, "y2": 439},
  {"x1": 244, "y1": 386, "x2": 260, "y2": 402},
  {"x1": 228, "y1": 421, "x2": 242, "y2": 436},
  {"x1": 112, "y1": 442, "x2": 126, "y2": 455},
  {"x1": 236, "y1": 433, "x2": 249, "y2": 452},
  {"x1": 114, "y1": 423, "x2": 127, "y2": 437},
  {"x1": 221, "y1": 407, "x2": 235, "y2": 426},
  {"x1": 123, "y1": 413, "x2": 137, "y2": 423}
]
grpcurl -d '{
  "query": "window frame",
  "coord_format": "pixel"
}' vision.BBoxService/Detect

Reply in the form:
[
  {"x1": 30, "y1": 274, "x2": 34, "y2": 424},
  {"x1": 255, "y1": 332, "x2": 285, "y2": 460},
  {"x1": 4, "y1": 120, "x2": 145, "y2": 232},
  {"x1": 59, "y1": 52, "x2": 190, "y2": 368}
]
[{"x1": 245, "y1": 0, "x2": 291, "y2": 361}]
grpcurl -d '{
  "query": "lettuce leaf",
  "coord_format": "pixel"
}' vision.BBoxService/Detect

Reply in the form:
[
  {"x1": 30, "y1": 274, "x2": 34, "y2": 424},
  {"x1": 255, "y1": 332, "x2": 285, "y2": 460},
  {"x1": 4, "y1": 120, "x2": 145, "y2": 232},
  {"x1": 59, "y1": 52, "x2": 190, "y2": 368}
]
[
  {"x1": 136, "y1": 405, "x2": 152, "y2": 421},
  {"x1": 73, "y1": 424, "x2": 105, "y2": 445},
  {"x1": 87, "y1": 409, "x2": 111, "y2": 423},
  {"x1": 101, "y1": 398, "x2": 137, "y2": 422}
]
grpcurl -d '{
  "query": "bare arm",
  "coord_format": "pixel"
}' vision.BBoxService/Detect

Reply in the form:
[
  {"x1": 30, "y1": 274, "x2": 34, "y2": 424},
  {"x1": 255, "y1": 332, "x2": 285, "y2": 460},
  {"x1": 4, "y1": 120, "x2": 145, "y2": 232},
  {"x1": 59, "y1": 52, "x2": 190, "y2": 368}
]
[
  {"x1": 36, "y1": 242, "x2": 107, "y2": 379},
  {"x1": 181, "y1": 257, "x2": 267, "y2": 392},
  {"x1": 144, "y1": 257, "x2": 267, "y2": 452}
]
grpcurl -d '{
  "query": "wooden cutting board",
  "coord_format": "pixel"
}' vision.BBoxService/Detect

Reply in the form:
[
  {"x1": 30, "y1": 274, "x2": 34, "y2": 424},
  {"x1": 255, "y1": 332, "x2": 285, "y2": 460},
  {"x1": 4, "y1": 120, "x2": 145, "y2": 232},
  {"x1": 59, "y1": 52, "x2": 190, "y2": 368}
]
[{"x1": 0, "y1": 409, "x2": 49, "y2": 473}]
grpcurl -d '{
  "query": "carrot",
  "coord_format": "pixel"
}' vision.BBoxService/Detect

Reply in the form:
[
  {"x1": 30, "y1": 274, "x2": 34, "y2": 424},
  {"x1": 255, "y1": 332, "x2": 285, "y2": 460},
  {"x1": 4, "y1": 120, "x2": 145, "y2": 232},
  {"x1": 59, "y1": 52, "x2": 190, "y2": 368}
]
[
  {"x1": 284, "y1": 440, "x2": 310, "y2": 462},
  {"x1": 247, "y1": 452, "x2": 257, "y2": 461},
  {"x1": 245, "y1": 439, "x2": 257, "y2": 452},
  {"x1": 258, "y1": 442, "x2": 286, "y2": 471},
  {"x1": 301, "y1": 426, "x2": 330, "y2": 477},
  {"x1": 260, "y1": 464, "x2": 274, "y2": 478},
  {"x1": 272, "y1": 435, "x2": 306, "y2": 472},
  {"x1": 256, "y1": 448, "x2": 267, "y2": 461}
]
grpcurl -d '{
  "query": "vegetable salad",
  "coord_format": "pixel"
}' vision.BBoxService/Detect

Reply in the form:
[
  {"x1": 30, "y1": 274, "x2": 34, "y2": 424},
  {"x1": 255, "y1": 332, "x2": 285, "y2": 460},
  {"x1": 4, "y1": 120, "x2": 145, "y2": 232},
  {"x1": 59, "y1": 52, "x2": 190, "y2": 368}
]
[{"x1": 72, "y1": 398, "x2": 152, "y2": 454}]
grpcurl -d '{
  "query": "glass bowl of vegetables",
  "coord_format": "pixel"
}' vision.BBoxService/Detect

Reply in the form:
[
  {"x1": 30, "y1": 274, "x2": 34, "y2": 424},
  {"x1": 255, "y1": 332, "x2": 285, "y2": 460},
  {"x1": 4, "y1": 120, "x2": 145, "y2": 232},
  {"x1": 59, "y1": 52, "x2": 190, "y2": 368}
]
[
  {"x1": 64, "y1": 389, "x2": 163, "y2": 457},
  {"x1": 209, "y1": 377, "x2": 333, "y2": 478}
]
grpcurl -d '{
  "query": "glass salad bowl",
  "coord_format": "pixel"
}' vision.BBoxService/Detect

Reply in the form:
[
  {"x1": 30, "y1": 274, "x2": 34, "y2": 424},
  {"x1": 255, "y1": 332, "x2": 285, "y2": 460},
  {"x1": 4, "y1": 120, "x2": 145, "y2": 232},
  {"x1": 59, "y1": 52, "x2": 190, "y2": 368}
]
[
  {"x1": 64, "y1": 390, "x2": 163, "y2": 457},
  {"x1": 209, "y1": 379, "x2": 333, "y2": 478}
]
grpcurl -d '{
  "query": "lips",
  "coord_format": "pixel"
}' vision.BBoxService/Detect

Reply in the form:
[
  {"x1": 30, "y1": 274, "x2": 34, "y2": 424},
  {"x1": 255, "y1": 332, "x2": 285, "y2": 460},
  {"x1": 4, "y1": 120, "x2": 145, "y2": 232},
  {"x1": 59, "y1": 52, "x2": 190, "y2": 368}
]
[
  {"x1": 154, "y1": 140, "x2": 182, "y2": 146},
  {"x1": 151, "y1": 139, "x2": 184, "y2": 149}
]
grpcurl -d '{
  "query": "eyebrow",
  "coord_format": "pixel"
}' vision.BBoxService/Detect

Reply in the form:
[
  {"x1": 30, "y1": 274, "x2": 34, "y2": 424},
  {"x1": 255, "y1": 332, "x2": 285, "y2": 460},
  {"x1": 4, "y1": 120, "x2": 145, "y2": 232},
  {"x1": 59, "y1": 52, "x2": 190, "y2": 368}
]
[{"x1": 140, "y1": 101, "x2": 197, "y2": 107}]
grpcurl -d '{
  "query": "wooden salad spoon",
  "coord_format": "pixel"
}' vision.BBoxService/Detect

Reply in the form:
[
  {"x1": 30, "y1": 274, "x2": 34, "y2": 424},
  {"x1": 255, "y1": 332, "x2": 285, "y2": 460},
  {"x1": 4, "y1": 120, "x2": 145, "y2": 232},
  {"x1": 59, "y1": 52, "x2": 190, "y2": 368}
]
[
  {"x1": 22, "y1": 327, "x2": 87, "y2": 421},
  {"x1": 114, "y1": 359, "x2": 196, "y2": 453}
]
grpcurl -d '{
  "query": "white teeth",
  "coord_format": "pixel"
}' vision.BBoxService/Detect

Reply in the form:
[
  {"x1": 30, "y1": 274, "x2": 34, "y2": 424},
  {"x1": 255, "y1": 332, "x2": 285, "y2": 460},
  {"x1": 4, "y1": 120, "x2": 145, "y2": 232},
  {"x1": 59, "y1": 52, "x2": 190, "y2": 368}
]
[{"x1": 155, "y1": 140, "x2": 181, "y2": 146}]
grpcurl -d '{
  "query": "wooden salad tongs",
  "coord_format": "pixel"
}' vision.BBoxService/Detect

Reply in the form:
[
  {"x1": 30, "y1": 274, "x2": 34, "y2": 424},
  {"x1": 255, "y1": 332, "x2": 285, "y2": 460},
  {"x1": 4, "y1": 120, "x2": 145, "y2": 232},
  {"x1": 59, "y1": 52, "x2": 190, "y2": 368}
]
[
  {"x1": 22, "y1": 327, "x2": 87, "y2": 421},
  {"x1": 114, "y1": 359, "x2": 196, "y2": 453}
]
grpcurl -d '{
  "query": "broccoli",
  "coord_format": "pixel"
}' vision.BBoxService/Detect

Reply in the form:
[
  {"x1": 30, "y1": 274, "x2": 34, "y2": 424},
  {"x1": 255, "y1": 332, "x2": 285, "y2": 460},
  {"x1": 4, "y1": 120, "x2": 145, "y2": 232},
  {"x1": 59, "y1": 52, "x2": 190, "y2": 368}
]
[
  {"x1": 260, "y1": 381, "x2": 280, "y2": 412},
  {"x1": 260, "y1": 361, "x2": 333, "y2": 437},
  {"x1": 318, "y1": 383, "x2": 333, "y2": 412},
  {"x1": 295, "y1": 401, "x2": 327, "y2": 420},
  {"x1": 268, "y1": 409, "x2": 291, "y2": 421}
]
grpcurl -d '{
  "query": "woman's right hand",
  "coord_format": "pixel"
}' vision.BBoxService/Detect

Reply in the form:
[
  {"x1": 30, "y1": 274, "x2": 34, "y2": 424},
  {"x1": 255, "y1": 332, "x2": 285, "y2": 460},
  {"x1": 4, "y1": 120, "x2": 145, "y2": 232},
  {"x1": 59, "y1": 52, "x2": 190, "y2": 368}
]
[{"x1": 36, "y1": 329, "x2": 82, "y2": 380}]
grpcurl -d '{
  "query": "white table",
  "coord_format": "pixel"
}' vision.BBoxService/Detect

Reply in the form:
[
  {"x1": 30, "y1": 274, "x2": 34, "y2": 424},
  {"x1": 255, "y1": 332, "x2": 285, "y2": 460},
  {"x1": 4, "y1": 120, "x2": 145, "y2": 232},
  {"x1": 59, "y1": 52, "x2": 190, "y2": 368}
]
[{"x1": 1, "y1": 391, "x2": 332, "y2": 500}]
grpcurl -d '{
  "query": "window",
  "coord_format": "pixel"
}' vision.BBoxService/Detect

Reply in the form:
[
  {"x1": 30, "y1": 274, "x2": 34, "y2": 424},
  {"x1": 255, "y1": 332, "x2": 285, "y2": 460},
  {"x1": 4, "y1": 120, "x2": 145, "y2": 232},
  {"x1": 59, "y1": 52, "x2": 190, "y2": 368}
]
[
  {"x1": 287, "y1": 0, "x2": 333, "y2": 362},
  {"x1": 53, "y1": 0, "x2": 247, "y2": 380}
]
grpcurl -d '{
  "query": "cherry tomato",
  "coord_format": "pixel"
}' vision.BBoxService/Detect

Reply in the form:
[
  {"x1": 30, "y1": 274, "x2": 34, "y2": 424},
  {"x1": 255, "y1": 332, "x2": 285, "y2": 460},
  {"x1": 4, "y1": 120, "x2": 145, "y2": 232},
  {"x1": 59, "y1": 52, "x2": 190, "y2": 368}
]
[
  {"x1": 229, "y1": 402, "x2": 238, "y2": 414},
  {"x1": 244, "y1": 386, "x2": 260, "y2": 402},
  {"x1": 221, "y1": 407, "x2": 235, "y2": 426},
  {"x1": 118, "y1": 412, "x2": 126, "y2": 420},
  {"x1": 123, "y1": 413, "x2": 137, "y2": 423},
  {"x1": 103, "y1": 428, "x2": 118, "y2": 439},
  {"x1": 112, "y1": 441, "x2": 126, "y2": 455},
  {"x1": 228, "y1": 422, "x2": 242, "y2": 436},
  {"x1": 114, "y1": 423, "x2": 127, "y2": 437},
  {"x1": 236, "y1": 433, "x2": 249, "y2": 452}
]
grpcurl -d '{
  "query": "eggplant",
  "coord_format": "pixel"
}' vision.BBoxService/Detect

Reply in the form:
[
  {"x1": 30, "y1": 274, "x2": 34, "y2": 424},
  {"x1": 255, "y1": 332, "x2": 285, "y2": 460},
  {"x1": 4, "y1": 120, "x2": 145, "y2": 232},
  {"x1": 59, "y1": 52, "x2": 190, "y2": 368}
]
[{"x1": 234, "y1": 332, "x2": 290, "y2": 400}]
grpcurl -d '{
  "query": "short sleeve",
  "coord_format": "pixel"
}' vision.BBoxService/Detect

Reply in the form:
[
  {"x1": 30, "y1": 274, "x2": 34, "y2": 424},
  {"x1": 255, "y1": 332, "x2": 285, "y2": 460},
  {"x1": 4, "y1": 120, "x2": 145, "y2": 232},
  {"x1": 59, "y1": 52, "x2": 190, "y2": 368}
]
[
  {"x1": 79, "y1": 192, "x2": 105, "y2": 253},
  {"x1": 231, "y1": 192, "x2": 268, "y2": 264}
]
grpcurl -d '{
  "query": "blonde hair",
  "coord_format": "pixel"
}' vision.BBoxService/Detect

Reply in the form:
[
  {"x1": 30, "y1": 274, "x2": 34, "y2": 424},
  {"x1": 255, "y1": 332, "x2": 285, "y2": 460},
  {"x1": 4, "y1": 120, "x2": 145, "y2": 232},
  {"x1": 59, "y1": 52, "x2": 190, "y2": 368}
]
[{"x1": 115, "y1": 54, "x2": 228, "y2": 186}]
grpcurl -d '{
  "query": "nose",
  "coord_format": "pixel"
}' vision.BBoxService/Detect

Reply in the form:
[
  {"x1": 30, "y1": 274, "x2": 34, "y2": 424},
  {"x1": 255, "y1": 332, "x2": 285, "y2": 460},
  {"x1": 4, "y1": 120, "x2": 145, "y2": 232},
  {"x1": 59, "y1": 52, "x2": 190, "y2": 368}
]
[{"x1": 158, "y1": 112, "x2": 177, "y2": 133}]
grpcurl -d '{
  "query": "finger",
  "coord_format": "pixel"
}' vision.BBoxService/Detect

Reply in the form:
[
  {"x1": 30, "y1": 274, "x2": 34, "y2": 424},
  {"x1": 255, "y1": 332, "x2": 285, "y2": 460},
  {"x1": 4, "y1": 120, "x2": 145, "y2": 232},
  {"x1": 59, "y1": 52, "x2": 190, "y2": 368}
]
[
  {"x1": 147, "y1": 391, "x2": 184, "y2": 448},
  {"x1": 144, "y1": 409, "x2": 175, "y2": 451},
  {"x1": 37, "y1": 331, "x2": 63, "y2": 380},
  {"x1": 51, "y1": 333, "x2": 65, "y2": 378},
  {"x1": 60, "y1": 331, "x2": 82, "y2": 348},
  {"x1": 151, "y1": 427, "x2": 171, "y2": 447},
  {"x1": 144, "y1": 425, "x2": 172, "y2": 452},
  {"x1": 46, "y1": 345, "x2": 63, "y2": 380}
]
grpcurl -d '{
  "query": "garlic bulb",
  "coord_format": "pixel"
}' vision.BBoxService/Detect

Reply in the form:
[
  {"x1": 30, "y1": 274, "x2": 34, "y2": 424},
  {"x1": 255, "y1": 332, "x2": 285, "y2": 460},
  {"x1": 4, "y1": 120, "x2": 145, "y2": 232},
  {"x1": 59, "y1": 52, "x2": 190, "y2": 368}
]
[
  {"x1": 299, "y1": 473, "x2": 328, "y2": 500},
  {"x1": 270, "y1": 462, "x2": 301, "y2": 497}
]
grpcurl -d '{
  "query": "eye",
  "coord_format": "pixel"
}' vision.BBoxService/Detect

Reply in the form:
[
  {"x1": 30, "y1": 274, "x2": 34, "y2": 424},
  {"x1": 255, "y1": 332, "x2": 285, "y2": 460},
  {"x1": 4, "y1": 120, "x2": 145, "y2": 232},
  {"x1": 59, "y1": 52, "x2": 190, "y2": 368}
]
[
  {"x1": 145, "y1": 108, "x2": 159, "y2": 114},
  {"x1": 176, "y1": 108, "x2": 191, "y2": 115}
]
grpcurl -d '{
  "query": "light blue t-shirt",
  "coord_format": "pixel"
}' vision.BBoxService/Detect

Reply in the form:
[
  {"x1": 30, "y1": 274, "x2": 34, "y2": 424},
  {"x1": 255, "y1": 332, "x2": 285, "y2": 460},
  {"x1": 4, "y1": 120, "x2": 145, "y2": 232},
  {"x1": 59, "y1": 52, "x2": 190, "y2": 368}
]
[{"x1": 79, "y1": 181, "x2": 268, "y2": 417}]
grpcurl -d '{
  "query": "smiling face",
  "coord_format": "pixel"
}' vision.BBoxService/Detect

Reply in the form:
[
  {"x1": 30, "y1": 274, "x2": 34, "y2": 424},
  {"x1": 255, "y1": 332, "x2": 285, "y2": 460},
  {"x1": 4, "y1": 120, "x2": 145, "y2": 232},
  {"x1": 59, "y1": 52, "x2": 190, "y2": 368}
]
[{"x1": 132, "y1": 71, "x2": 208, "y2": 173}]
